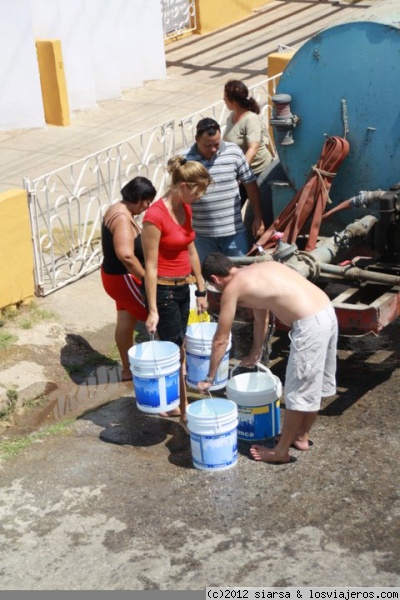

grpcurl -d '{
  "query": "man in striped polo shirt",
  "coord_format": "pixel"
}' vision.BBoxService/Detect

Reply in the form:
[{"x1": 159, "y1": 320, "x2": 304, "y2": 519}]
[{"x1": 184, "y1": 117, "x2": 265, "y2": 265}]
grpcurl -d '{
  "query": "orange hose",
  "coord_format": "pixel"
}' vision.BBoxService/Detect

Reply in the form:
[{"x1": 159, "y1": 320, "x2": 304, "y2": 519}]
[{"x1": 249, "y1": 136, "x2": 350, "y2": 254}]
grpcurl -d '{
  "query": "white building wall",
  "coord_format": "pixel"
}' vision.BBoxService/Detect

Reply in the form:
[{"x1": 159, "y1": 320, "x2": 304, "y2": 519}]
[
  {"x1": 105, "y1": 0, "x2": 167, "y2": 91},
  {"x1": 136, "y1": 0, "x2": 167, "y2": 82},
  {"x1": 0, "y1": 0, "x2": 167, "y2": 130},
  {"x1": 30, "y1": 0, "x2": 97, "y2": 110},
  {"x1": 113, "y1": 0, "x2": 144, "y2": 89},
  {"x1": 0, "y1": 0, "x2": 45, "y2": 129},
  {"x1": 84, "y1": 0, "x2": 121, "y2": 101}
]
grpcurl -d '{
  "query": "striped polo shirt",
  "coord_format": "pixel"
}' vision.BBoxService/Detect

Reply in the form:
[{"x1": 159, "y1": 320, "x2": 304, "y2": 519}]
[{"x1": 184, "y1": 140, "x2": 257, "y2": 237}]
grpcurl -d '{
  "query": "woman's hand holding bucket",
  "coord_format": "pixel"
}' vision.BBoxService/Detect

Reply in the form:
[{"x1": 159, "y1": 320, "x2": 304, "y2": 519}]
[{"x1": 145, "y1": 309, "x2": 159, "y2": 336}]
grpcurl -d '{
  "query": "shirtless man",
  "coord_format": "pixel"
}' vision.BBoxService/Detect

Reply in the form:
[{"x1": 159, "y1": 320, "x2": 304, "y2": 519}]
[{"x1": 198, "y1": 252, "x2": 338, "y2": 464}]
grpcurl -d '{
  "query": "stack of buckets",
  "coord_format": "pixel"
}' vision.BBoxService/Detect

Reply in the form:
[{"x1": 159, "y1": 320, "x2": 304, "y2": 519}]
[
  {"x1": 128, "y1": 329, "x2": 281, "y2": 471},
  {"x1": 226, "y1": 365, "x2": 282, "y2": 442},
  {"x1": 185, "y1": 321, "x2": 238, "y2": 471}
]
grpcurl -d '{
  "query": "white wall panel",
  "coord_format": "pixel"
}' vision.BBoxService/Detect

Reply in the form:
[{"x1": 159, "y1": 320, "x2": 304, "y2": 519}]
[{"x1": 0, "y1": 0, "x2": 45, "y2": 129}]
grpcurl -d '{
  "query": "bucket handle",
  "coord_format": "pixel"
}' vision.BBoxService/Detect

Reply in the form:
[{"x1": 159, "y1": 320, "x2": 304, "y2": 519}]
[
  {"x1": 149, "y1": 332, "x2": 164, "y2": 375},
  {"x1": 204, "y1": 389, "x2": 222, "y2": 432},
  {"x1": 229, "y1": 361, "x2": 271, "y2": 379},
  {"x1": 254, "y1": 361, "x2": 272, "y2": 374}
]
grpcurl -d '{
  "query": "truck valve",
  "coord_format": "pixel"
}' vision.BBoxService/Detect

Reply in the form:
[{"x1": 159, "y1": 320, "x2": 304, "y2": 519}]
[{"x1": 270, "y1": 93, "x2": 300, "y2": 146}]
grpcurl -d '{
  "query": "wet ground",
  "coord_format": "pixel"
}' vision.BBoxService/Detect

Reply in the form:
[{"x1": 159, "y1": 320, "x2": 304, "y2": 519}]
[{"x1": 1, "y1": 312, "x2": 399, "y2": 589}]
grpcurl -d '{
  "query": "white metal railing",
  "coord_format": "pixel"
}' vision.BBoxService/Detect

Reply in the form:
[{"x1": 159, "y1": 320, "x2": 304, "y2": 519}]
[
  {"x1": 24, "y1": 74, "x2": 281, "y2": 296},
  {"x1": 161, "y1": 0, "x2": 197, "y2": 39}
]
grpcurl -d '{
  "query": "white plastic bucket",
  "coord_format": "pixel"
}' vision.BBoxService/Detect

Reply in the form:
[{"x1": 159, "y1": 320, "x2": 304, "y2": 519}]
[
  {"x1": 185, "y1": 322, "x2": 231, "y2": 390},
  {"x1": 128, "y1": 340, "x2": 180, "y2": 414},
  {"x1": 226, "y1": 364, "x2": 282, "y2": 441},
  {"x1": 186, "y1": 398, "x2": 238, "y2": 471}
]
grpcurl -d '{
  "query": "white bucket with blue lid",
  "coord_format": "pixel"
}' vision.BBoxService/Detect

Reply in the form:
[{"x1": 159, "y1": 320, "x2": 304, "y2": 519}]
[
  {"x1": 186, "y1": 398, "x2": 238, "y2": 471},
  {"x1": 185, "y1": 322, "x2": 231, "y2": 390},
  {"x1": 128, "y1": 340, "x2": 180, "y2": 414},
  {"x1": 226, "y1": 363, "x2": 282, "y2": 441}
]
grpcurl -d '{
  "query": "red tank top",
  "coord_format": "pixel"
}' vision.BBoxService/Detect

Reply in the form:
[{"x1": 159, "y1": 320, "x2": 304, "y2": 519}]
[{"x1": 143, "y1": 199, "x2": 195, "y2": 276}]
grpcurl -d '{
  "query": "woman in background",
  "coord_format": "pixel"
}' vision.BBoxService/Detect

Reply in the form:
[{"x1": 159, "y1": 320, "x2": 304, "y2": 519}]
[
  {"x1": 101, "y1": 176, "x2": 156, "y2": 382},
  {"x1": 141, "y1": 156, "x2": 211, "y2": 430},
  {"x1": 223, "y1": 79, "x2": 274, "y2": 228}
]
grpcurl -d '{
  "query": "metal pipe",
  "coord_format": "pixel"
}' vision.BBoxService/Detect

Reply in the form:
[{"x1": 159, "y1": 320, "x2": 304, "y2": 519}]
[
  {"x1": 309, "y1": 215, "x2": 378, "y2": 264},
  {"x1": 231, "y1": 215, "x2": 377, "y2": 268},
  {"x1": 320, "y1": 263, "x2": 400, "y2": 286}
]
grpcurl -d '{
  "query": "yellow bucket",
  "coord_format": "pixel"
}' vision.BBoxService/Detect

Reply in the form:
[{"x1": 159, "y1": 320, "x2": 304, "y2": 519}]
[{"x1": 187, "y1": 309, "x2": 210, "y2": 325}]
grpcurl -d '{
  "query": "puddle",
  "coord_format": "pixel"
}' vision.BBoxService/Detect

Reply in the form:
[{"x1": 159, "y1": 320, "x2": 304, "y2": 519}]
[
  {"x1": 2, "y1": 365, "x2": 128, "y2": 437},
  {"x1": 3, "y1": 317, "x2": 400, "y2": 438}
]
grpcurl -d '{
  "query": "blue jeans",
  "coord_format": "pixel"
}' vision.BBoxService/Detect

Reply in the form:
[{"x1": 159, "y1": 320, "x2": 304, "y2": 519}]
[
  {"x1": 194, "y1": 231, "x2": 249, "y2": 265},
  {"x1": 152, "y1": 285, "x2": 190, "y2": 347}
]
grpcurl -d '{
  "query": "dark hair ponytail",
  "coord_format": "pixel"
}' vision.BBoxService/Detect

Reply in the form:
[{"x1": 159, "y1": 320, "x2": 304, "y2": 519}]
[{"x1": 224, "y1": 79, "x2": 260, "y2": 114}]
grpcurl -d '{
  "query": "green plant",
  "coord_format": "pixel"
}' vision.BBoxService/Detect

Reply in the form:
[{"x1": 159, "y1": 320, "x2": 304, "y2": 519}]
[
  {"x1": 0, "y1": 419, "x2": 75, "y2": 461},
  {"x1": 0, "y1": 301, "x2": 58, "y2": 332},
  {"x1": 107, "y1": 343, "x2": 120, "y2": 362},
  {"x1": 41, "y1": 226, "x2": 101, "y2": 255},
  {"x1": 30, "y1": 305, "x2": 57, "y2": 321},
  {"x1": 2, "y1": 306, "x2": 17, "y2": 320},
  {"x1": 6, "y1": 388, "x2": 18, "y2": 402},
  {"x1": 0, "y1": 388, "x2": 18, "y2": 419},
  {"x1": 19, "y1": 303, "x2": 57, "y2": 327},
  {"x1": 24, "y1": 394, "x2": 47, "y2": 408},
  {"x1": 0, "y1": 331, "x2": 18, "y2": 350}
]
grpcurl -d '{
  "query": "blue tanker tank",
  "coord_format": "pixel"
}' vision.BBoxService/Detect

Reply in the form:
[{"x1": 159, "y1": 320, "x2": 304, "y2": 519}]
[{"x1": 273, "y1": 1, "x2": 400, "y2": 231}]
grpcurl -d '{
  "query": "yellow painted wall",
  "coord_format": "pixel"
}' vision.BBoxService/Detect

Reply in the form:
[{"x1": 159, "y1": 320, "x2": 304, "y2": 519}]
[
  {"x1": 195, "y1": 0, "x2": 272, "y2": 34},
  {"x1": 0, "y1": 190, "x2": 35, "y2": 309},
  {"x1": 268, "y1": 50, "x2": 296, "y2": 82},
  {"x1": 36, "y1": 40, "x2": 70, "y2": 126}
]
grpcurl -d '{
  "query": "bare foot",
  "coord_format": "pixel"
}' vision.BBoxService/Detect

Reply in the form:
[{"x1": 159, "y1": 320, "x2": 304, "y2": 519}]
[
  {"x1": 274, "y1": 434, "x2": 312, "y2": 451},
  {"x1": 121, "y1": 372, "x2": 132, "y2": 382},
  {"x1": 159, "y1": 408, "x2": 181, "y2": 417},
  {"x1": 179, "y1": 418, "x2": 190, "y2": 435},
  {"x1": 250, "y1": 444, "x2": 290, "y2": 464},
  {"x1": 292, "y1": 438, "x2": 311, "y2": 451}
]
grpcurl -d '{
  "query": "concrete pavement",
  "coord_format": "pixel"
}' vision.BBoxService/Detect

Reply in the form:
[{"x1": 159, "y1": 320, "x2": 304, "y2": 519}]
[{"x1": 2, "y1": 1, "x2": 400, "y2": 592}]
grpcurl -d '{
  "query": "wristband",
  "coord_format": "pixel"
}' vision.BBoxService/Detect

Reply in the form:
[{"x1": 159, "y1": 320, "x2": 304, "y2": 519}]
[
  {"x1": 195, "y1": 289, "x2": 207, "y2": 297},
  {"x1": 204, "y1": 375, "x2": 214, "y2": 384}
]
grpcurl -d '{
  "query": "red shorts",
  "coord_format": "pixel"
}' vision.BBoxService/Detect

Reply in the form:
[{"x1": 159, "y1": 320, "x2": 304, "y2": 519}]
[{"x1": 101, "y1": 267, "x2": 148, "y2": 321}]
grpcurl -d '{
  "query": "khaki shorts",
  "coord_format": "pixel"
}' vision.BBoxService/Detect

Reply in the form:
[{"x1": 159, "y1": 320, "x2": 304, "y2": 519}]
[{"x1": 285, "y1": 304, "x2": 338, "y2": 412}]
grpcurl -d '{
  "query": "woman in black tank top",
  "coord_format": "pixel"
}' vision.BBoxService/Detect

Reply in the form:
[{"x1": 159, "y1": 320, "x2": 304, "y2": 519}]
[{"x1": 101, "y1": 176, "x2": 156, "y2": 381}]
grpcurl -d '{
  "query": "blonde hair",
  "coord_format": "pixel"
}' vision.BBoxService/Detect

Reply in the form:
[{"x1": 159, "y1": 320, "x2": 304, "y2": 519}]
[{"x1": 167, "y1": 155, "x2": 212, "y2": 191}]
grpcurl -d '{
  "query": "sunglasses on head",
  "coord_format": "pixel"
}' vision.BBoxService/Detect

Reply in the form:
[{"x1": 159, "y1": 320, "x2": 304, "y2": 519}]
[{"x1": 196, "y1": 125, "x2": 220, "y2": 136}]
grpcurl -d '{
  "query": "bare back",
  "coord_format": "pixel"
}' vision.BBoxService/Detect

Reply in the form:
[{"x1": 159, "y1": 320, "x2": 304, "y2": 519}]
[{"x1": 226, "y1": 261, "x2": 330, "y2": 327}]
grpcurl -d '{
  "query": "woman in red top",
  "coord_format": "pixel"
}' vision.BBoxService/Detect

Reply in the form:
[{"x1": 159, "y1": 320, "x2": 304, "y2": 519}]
[{"x1": 142, "y1": 156, "x2": 212, "y2": 430}]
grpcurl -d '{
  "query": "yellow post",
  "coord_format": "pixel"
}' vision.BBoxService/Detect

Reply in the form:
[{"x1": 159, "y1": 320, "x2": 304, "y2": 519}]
[
  {"x1": 195, "y1": 0, "x2": 272, "y2": 34},
  {"x1": 0, "y1": 190, "x2": 35, "y2": 309},
  {"x1": 267, "y1": 50, "x2": 296, "y2": 151},
  {"x1": 35, "y1": 39, "x2": 71, "y2": 126}
]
